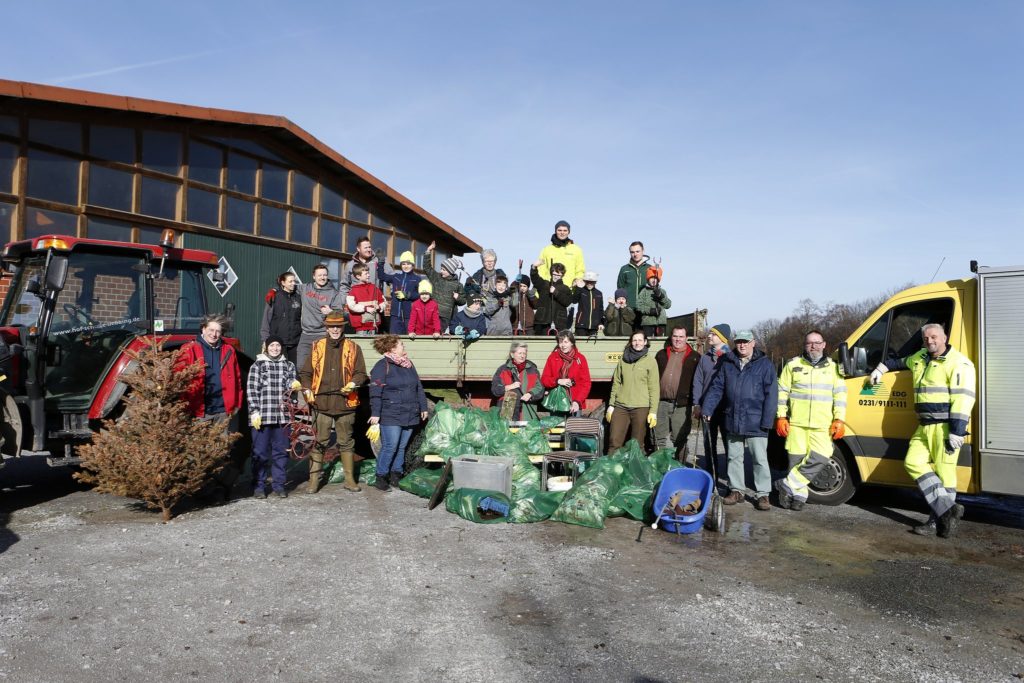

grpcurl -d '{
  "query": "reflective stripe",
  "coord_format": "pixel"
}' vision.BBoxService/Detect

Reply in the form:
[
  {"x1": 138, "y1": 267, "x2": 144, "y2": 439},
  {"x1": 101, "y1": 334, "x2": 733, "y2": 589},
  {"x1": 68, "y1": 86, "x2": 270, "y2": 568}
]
[
  {"x1": 948, "y1": 388, "x2": 976, "y2": 397},
  {"x1": 834, "y1": 400, "x2": 847, "y2": 408},
  {"x1": 917, "y1": 386, "x2": 953, "y2": 395},
  {"x1": 950, "y1": 412, "x2": 971, "y2": 423},
  {"x1": 800, "y1": 383, "x2": 837, "y2": 391},
  {"x1": 789, "y1": 393, "x2": 834, "y2": 403}
]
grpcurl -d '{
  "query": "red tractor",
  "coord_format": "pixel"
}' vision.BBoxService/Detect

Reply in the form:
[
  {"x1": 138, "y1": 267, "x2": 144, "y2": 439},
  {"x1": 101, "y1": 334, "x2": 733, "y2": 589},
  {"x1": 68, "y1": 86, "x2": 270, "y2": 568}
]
[{"x1": 0, "y1": 231, "x2": 232, "y2": 466}]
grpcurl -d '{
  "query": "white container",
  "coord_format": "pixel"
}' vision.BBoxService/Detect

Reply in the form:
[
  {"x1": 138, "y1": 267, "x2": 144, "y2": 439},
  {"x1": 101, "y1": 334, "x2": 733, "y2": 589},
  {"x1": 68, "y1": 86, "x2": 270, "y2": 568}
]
[
  {"x1": 451, "y1": 456, "x2": 514, "y2": 497},
  {"x1": 546, "y1": 475, "x2": 573, "y2": 492}
]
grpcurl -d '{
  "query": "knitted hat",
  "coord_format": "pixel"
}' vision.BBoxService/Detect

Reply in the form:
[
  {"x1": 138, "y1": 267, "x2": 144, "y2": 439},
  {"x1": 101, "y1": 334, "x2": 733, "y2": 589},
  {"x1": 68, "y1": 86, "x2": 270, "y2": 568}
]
[
  {"x1": 554, "y1": 220, "x2": 571, "y2": 230},
  {"x1": 645, "y1": 265, "x2": 663, "y2": 281},
  {"x1": 583, "y1": 271, "x2": 599, "y2": 282},
  {"x1": 464, "y1": 282, "x2": 482, "y2": 299},
  {"x1": 613, "y1": 288, "x2": 627, "y2": 300},
  {"x1": 399, "y1": 250, "x2": 415, "y2": 265},
  {"x1": 265, "y1": 335, "x2": 285, "y2": 350},
  {"x1": 418, "y1": 280, "x2": 433, "y2": 294},
  {"x1": 442, "y1": 256, "x2": 462, "y2": 274},
  {"x1": 324, "y1": 310, "x2": 346, "y2": 327},
  {"x1": 710, "y1": 323, "x2": 732, "y2": 344},
  {"x1": 514, "y1": 274, "x2": 531, "y2": 286}
]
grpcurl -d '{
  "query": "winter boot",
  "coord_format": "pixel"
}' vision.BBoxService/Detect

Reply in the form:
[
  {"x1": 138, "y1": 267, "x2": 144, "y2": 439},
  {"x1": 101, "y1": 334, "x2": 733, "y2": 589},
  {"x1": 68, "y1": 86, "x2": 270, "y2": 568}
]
[
  {"x1": 913, "y1": 515, "x2": 937, "y2": 536},
  {"x1": 389, "y1": 471, "x2": 403, "y2": 488},
  {"x1": 374, "y1": 475, "x2": 391, "y2": 492},
  {"x1": 307, "y1": 452, "x2": 323, "y2": 494},
  {"x1": 938, "y1": 504, "x2": 964, "y2": 539},
  {"x1": 341, "y1": 452, "x2": 362, "y2": 492}
]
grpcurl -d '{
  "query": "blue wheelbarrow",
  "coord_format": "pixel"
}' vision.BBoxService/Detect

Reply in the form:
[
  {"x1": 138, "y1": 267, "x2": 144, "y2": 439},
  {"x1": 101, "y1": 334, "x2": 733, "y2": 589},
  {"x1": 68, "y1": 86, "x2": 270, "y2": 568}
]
[{"x1": 651, "y1": 467, "x2": 725, "y2": 534}]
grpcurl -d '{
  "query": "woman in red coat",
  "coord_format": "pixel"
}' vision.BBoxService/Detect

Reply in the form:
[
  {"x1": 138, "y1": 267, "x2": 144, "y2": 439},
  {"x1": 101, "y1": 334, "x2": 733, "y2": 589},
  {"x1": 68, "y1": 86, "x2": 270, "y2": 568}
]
[{"x1": 541, "y1": 330, "x2": 592, "y2": 415}]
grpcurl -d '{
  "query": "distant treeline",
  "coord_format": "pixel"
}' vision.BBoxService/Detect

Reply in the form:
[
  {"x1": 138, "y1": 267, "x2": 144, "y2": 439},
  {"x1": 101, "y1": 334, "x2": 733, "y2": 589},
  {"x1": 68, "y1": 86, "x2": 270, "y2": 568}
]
[{"x1": 752, "y1": 283, "x2": 914, "y2": 366}]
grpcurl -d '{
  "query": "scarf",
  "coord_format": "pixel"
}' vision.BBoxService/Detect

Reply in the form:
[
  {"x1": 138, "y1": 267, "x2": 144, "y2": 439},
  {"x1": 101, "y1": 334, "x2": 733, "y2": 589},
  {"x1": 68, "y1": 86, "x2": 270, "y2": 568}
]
[
  {"x1": 512, "y1": 360, "x2": 526, "y2": 373},
  {"x1": 550, "y1": 233, "x2": 571, "y2": 248},
  {"x1": 385, "y1": 352, "x2": 412, "y2": 369},
  {"x1": 557, "y1": 347, "x2": 576, "y2": 378},
  {"x1": 622, "y1": 343, "x2": 649, "y2": 364}
]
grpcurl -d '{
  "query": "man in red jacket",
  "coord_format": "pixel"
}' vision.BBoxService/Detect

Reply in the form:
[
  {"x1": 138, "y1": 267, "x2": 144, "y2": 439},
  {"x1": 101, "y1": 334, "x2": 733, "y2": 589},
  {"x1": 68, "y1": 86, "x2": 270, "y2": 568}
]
[
  {"x1": 654, "y1": 326, "x2": 700, "y2": 461},
  {"x1": 175, "y1": 313, "x2": 243, "y2": 501}
]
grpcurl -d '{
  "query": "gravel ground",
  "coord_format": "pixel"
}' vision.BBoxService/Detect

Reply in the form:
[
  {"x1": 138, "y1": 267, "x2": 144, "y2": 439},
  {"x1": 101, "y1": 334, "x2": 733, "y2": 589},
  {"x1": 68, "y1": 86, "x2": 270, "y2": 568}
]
[{"x1": 1, "y1": 458, "x2": 1023, "y2": 682}]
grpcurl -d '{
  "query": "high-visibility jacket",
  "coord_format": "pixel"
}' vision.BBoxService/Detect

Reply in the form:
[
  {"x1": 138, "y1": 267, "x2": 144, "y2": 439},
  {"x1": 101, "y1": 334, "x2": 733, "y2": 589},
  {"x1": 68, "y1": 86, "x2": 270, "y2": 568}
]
[
  {"x1": 890, "y1": 345, "x2": 975, "y2": 436},
  {"x1": 310, "y1": 337, "x2": 361, "y2": 409},
  {"x1": 777, "y1": 355, "x2": 846, "y2": 429}
]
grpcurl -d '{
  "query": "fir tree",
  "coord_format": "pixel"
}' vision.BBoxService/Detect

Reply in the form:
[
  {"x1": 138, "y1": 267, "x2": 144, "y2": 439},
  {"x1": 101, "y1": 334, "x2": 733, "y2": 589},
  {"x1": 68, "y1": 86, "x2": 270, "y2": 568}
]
[{"x1": 75, "y1": 338, "x2": 239, "y2": 521}]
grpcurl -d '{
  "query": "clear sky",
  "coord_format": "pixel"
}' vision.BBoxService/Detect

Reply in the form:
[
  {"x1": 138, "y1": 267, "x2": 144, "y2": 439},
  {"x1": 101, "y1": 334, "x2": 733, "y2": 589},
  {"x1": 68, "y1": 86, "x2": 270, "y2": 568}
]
[{"x1": 7, "y1": 1, "x2": 1022, "y2": 329}]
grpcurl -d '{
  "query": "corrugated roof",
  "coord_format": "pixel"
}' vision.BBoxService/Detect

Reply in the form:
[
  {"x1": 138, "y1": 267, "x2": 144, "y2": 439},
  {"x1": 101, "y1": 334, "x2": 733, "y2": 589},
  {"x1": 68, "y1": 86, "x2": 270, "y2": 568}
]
[{"x1": 0, "y1": 78, "x2": 481, "y2": 253}]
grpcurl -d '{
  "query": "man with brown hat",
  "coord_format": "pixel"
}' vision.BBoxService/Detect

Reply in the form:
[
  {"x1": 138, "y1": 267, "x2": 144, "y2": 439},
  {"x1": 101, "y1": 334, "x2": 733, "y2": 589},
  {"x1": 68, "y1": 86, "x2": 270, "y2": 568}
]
[{"x1": 298, "y1": 310, "x2": 367, "y2": 493}]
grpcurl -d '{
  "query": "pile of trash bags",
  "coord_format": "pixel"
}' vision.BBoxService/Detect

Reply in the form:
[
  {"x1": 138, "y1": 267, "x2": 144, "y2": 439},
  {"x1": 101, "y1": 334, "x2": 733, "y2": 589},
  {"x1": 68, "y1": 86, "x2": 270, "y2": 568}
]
[
  {"x1": 397, "y1": 402, "x2": 684, "y2": 529},
  {"x1": 416, "y1": 402, "x2": 558, "y2": 461}
]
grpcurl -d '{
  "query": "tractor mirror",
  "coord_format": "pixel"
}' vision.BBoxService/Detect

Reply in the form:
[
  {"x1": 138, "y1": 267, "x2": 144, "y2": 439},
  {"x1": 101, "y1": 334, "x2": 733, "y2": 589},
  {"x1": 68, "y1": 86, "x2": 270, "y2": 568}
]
[{"x1": 45, "y1": 255, "x2": 69, "y2": 292}]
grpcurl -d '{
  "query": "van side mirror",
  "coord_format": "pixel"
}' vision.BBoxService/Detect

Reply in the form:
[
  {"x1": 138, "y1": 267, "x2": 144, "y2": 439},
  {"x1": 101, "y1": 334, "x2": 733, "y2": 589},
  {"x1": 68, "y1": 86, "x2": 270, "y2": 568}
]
[
  {"x1": 45, "y1": 255, "x2": 69, "y2": 292},
  {"x1": 839, "y1": 342, "x2": 853, "y2": 377}
]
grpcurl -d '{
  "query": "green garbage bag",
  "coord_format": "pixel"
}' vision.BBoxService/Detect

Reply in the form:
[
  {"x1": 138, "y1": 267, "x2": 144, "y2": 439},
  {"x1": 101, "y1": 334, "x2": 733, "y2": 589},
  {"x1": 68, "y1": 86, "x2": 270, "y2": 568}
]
[
  {"x1": 398, "y1": 467, "x2": 445, "y2": 498},
  {"x1": 486, "y1": 429, "x2": 529, "y2": 459},
  {"x1": 358, "y1": 459, "x2": 377, "y2": 486},
  {"x1": 541, "y1": 386, "x2": 571, "y2": 413},
  {"x1": 417, "y1": 402, "x2": 464, "y2": 456},
  {"x1": 539, "y1": 415, "x2": 564, "y2": 429},
  {"x1": 611, "y1": 440, "x2": 658, "y2": 489},
  {"x1": 608, "y1": 485, "x2": 654, "y2": 521},
  {"x1": 511, "y1": 452, "x2": 541, "y2": 497},
  {"x1": 440, "y1": 440, "x2": 478, "y2": 461},
  {"x1": 324, "y1": 459, "x2": 343, "y2": 484},
  {"x1": 445, "y1": 488, "x2": 511, "y2": 524},
  {"x1": 515, "y1": 422, "x2": 552, "y2": 455},
  {"x1": 648, "y1": 447, "x2": 683, "y2": 477},
  {"x1": 510, "y1": 490, "x2": 565, "y2": 524},
  {"x1": 458, "y1": 409, "x2": 488, "y2": 448},
  {"x1": 549, "y1": 458, "x2": 625, "y2": 529}
]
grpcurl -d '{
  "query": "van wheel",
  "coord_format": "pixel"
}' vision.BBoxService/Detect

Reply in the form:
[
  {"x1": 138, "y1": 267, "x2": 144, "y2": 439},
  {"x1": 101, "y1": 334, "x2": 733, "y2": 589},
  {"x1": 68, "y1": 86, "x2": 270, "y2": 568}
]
[{"x1": 807, "y1": 445, "x2": 857, "y2": 506}]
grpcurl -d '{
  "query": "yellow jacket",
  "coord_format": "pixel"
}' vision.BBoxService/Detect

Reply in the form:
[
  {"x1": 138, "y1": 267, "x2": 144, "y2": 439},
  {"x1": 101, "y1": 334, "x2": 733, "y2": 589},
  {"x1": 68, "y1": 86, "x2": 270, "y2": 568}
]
[{"x1": 777, "y1": 355, "x2": 846, "y2": 429}]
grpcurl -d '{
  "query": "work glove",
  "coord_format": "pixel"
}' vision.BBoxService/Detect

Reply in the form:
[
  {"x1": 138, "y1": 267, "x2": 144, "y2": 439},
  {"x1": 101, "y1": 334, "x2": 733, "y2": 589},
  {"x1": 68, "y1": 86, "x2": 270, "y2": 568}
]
[
  {"x1": 946, "y1": 433, "x2": 965, "y2": 451},
  {"x1": 467, "y1": 329, "x2": 481, "y2": 341},
  {"x1": 302, "y1": 389, "x2": 315, "y2": 405},
  {"x1": 453, "y1": 325, "x2": 465, "y2": 336},
  {"x1": 830, "y1": 419, "x2": 845, "y2": 440},
  {"x1": 869, "y1": 363, "x2": 888, "y2": 385},
  {"x1": 605, "y1": 406, "x2": 614, "y2": 422},
  {"x1": 396, "y1": 291, "x2": 406, "y2": 300},
  {"x1": 647, "y1": 413, "x2": 657, "y2": 429},
  {"x1": 250, "y1": 413, "x2": 262, "y2": 430},
  {"x1": 290, "y1": 380, "x2": 302, "y2": 391},
  {"x1": 775, "y1": 417, "x2": 790, "y2": 438},
  {"x1": 340, "y1": 381, "x2": 357, "y2": 395}
]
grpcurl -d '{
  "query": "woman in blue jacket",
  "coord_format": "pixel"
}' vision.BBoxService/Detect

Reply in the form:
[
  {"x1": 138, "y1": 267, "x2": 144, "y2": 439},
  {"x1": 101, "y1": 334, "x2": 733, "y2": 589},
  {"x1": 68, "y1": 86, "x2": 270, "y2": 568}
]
[
  {"x1": 369, "y1": 334, "x2": 429, "y2": 491},
  {"x1": 700, "y1": 330, "x2": 779, "y2": 510}
]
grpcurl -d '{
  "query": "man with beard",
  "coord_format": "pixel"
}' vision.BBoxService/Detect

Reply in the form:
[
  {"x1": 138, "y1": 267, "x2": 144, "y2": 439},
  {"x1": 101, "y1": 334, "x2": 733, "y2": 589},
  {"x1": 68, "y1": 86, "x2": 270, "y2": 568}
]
[{"x1": 775, "y1": 331, "x2": 847, "y2": 512}]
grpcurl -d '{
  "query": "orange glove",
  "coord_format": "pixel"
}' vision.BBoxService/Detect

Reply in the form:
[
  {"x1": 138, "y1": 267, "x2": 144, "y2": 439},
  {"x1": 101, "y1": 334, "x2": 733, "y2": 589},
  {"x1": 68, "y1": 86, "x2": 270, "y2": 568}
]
[
  {"x1": 830, "y1": 419, "x2": 846, "y2": 440},
  {"x1": 775, "y1": 417, "x2": 790, "y2": 438}
]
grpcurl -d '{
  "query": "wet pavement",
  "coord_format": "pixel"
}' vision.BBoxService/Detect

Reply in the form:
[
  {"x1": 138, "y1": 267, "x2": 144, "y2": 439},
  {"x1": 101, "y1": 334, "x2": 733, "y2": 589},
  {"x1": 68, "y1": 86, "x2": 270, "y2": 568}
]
[{"x1": 1, "y1": 456, "x2": 1023, "y2": 682}]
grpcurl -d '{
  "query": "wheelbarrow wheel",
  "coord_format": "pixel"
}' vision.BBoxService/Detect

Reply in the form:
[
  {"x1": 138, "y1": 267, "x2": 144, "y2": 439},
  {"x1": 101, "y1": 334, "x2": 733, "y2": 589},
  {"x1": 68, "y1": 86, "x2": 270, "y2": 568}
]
[{"x1": 704, "y1": 495, "x2": 725, "y2": 533}]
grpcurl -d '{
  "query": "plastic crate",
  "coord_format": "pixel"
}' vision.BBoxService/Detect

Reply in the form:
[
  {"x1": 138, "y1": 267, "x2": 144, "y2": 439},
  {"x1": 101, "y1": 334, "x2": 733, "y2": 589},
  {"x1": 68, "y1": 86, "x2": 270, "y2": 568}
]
[{"x1": 451, "y1": 456, "x2": 514, "y2": 498}]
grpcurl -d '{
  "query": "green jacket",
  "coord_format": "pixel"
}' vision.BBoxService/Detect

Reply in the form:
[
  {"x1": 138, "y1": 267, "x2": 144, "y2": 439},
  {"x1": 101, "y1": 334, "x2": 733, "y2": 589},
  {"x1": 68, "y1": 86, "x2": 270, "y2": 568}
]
[
  {"x1": 609, "y1": 351, "x2": 660, "y2": 410},
  {"x1": 635, "y1": 285, "x2": 671, "y2": 328},
  {"x1": 616, "y1": 258, "x2": 650, "y2": 309},
  {"x1": 425, "y1": 252, "x2": 465, "y2": 321}
]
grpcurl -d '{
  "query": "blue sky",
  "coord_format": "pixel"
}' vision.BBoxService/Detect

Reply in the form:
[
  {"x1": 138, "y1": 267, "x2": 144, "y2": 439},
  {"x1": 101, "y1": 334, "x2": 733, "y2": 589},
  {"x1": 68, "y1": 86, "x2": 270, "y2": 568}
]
[{"x1": 7, "y1": 1, "x2": 1022, "y2": 329}]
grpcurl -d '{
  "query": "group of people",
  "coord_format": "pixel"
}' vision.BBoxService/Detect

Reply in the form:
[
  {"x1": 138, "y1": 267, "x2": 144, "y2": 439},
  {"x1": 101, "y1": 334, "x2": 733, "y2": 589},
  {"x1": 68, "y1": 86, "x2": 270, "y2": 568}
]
[
  {"x1": 259, "y1": 225, "x2": 678, "y2": 370},
  {"x1": 180, "y1": 224, "x2": 973, "y2": 540}
]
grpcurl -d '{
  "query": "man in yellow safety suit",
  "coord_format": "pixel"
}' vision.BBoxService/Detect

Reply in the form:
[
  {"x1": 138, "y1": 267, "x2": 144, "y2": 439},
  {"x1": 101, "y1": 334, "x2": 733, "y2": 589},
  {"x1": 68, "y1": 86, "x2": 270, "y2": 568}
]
[
  {"x1": 870, "y1": 323, "x2": 976, "y2": 538},
  {"x1": 775, "y1": 330, "x2": 846, "y2": 512}
]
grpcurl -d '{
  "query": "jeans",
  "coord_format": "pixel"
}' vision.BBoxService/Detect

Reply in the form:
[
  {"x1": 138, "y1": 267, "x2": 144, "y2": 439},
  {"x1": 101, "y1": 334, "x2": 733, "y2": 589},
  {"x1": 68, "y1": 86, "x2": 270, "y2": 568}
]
[
  {"x1": 725, "y1": 434, "x2": 770, "y2": 498},
  {"x1": 252, "y1": 424, "x2": 289, "y2": 492},
  {"x1": 377, "y1": 424, "x2": 414, "y2": 476}
]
